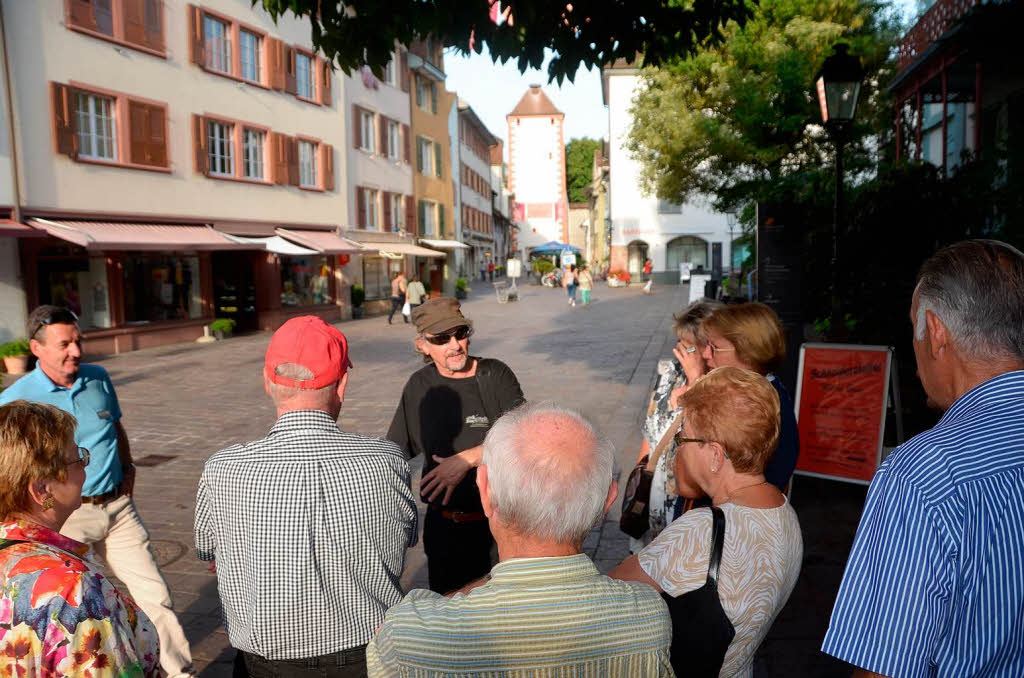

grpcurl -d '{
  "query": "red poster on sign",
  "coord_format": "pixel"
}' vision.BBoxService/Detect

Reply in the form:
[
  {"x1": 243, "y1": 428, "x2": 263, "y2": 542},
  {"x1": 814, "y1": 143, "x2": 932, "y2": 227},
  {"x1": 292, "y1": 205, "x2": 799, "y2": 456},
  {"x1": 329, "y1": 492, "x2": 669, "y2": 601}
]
[{"x1": 794, "y1": 344, "x2": 892, "y2": 483}]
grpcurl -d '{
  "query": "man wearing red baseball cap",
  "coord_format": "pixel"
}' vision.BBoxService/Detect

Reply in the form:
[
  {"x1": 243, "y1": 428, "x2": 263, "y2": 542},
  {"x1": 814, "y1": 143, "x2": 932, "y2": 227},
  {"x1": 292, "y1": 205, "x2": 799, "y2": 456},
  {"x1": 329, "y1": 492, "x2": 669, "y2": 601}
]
[{"x1": 194, "y1": 316, "x2": 418, "y2": 677}]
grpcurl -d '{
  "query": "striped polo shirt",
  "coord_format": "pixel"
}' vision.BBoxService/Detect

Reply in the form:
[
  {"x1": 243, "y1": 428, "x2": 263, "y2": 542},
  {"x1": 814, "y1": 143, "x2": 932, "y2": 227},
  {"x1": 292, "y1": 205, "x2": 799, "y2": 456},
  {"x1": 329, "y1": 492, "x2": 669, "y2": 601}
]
[
  {"x1": 367, "y1": 554, "x2": 674, "y2": 677},
  {"x1": 822, "y1": 370, "x2": 1024, "y2": 677}
]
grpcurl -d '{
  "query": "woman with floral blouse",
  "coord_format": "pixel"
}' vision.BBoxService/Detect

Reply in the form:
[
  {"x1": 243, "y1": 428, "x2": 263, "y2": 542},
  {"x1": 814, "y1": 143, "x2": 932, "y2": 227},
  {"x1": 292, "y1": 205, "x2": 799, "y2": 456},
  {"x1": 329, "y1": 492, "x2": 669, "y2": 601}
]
[{"x1": 0, "y1": 400, "x2": 158, "y2": 678}]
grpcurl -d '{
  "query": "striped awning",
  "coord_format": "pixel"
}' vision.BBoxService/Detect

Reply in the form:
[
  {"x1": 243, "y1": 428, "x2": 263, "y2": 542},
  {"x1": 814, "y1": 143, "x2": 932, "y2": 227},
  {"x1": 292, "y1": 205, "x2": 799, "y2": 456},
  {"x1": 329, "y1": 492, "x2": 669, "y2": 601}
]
[
  {"x1": 27, "y1": 218, "x2": 250, "y2": 251},
  {"x1": 0, "y1": 220, "x2": 45, "y2": 238},
  {"x1": 223, "y1": 234, "x2": 319, "y2": 256},
  {"x1": 376, "y1": 242, "x2": 446, "y2": 258},
  {"x1": 275, "y1": 228, "x2": 373, "y2": 255}
]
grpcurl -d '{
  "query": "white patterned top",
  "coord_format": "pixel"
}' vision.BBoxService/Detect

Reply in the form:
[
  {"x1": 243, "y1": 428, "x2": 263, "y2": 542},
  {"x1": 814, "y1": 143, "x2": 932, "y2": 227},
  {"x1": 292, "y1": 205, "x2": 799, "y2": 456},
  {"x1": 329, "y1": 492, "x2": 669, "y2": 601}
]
[{"x1": 638, "y1": 500, "x2": 803, "y2": 678}]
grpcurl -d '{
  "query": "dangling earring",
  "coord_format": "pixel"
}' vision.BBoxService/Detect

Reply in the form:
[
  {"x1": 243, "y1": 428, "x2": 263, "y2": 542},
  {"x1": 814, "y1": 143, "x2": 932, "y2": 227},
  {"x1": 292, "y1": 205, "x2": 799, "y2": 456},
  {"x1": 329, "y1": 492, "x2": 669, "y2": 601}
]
[{"x1": 42, "y1": 496, "x2": 55, "y2": 510}]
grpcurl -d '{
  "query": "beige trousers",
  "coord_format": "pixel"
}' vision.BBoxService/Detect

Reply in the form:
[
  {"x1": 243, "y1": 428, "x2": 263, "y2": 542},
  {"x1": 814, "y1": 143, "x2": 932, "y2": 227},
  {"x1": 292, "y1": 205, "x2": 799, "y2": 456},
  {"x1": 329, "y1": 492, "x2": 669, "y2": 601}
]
[{"x1": 61, "y1": 495, "x2": 194, "y2": 678}]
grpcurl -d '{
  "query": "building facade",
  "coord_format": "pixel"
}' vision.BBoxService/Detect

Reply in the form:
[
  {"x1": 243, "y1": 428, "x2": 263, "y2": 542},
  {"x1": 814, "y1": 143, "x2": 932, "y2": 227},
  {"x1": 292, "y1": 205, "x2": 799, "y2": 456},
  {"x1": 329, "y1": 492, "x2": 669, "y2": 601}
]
[
  {"x1": 457, "y1": 100, "x2": 498, "y2": 280},
  {"x1": 507, "y1": 85, "x2": 569, "y2": 253},
  {"x1": 603, "y1": 64, "x2": 734, "y2": 284},
  {"x1": 586, "y1": 146, "x2": 610, "y2": 270},
  {"x1": 1, "y1": 0, "x2": 355, "y2": 353},
  {"x1": 489, "y1": 140, "x2": 515, "y2": 270}
]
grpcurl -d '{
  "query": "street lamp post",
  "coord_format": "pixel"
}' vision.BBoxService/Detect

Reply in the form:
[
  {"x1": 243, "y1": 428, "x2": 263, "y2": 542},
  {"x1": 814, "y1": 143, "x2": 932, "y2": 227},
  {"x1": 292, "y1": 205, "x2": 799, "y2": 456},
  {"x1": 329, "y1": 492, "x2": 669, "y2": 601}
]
[
  {"x1": 725, "y1": 209, "x2": 738, "y2": 275},
  {"x1": 816, "y1": 43, "x2": 864, "y2": 336}
]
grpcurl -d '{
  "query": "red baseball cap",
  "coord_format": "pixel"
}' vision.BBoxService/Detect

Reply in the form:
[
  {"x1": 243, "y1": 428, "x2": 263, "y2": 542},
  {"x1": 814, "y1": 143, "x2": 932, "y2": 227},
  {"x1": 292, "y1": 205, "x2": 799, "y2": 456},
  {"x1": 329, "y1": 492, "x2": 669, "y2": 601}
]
[{"x1": 265, "y1": 316, "x2": 353, "y2": 389}]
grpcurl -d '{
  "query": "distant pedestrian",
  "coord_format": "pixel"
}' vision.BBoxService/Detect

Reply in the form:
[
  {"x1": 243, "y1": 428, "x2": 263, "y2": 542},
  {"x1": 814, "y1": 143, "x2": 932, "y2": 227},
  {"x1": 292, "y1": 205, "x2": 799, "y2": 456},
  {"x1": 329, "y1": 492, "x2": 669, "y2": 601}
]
[
  {"x1": 388, "y1": 271, "x2": 407, "y2": 325},
  {"x1": 480, "y1": 260, "x2": 487, "y2": 282},
  {"x1": 822, "y1": 240, "x2": 1024, "y2": 676},
  {"x1": 488, "y1": 260, "x2": 495, "y2": 281},
  {"x1": 388, "y1": 298, "x2": 524, "y2": 594},
  {"x1": 578, "y1": 264, "x2": 594, "y2": 305},
  {"x1": 565, "y1": 264, "x2": 578, "y2": 307},
  {"x1": 0, "y1": 305, "x2": 195, "y2": 678},
  {"x1": 643, "y1": 259, "x2": 654, "y2": 294},
  {"x1": 195, "y1": 316, "x2": 417, "y2": 678},
  {"x1": 405, "y1": 275, "x2": 427, "y2": 322}
]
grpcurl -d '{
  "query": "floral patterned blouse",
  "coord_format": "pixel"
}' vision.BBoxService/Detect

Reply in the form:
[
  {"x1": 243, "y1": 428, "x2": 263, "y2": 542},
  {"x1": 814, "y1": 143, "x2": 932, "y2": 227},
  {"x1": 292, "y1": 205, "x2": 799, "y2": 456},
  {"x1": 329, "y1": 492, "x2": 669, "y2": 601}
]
[{"x1": 0, "y1": 520, "x2": 159, "y2": 678}]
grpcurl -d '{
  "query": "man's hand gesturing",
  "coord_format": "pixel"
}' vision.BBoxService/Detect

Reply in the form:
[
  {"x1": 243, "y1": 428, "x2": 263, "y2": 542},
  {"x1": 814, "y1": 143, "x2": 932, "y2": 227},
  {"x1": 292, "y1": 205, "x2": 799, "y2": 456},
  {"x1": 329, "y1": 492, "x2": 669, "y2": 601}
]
[{"x1": 421, "y1": 454, "x2": 473, "y2": 505}]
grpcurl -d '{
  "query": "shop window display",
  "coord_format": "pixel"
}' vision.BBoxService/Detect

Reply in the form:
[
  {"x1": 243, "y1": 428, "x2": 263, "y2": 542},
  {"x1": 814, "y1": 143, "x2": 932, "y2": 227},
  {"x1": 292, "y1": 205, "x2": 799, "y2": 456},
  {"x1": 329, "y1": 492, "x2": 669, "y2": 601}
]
[
  {"x1": 280, "y1": 256, "x2": 332, "y2": 306},
  {"x1": 123, "y1": 255, "x2": 202, "y2": 323},
  {"x1": 37, "y1": 256, "x2": 112, "y2": 330}
]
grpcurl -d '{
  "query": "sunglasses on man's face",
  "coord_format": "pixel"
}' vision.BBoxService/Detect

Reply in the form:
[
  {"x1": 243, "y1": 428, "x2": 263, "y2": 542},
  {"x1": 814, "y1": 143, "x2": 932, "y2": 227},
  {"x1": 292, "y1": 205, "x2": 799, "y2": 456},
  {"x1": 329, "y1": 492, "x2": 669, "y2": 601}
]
[{"x1": 424, "y1": 326, "x2": 472, "y2": 345}]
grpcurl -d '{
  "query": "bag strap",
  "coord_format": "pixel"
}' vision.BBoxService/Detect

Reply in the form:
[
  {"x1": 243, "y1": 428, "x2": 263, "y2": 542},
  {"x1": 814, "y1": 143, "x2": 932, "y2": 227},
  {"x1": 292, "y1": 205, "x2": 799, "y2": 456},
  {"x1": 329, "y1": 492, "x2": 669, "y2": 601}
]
[
  {"x1": 706, "y1": 507, "x2": 726, "y2": 591},
  {"x1": 0, "y1": 539, "x2": 26, "y2": 552},
  {"x1": 647, "y1": 410, "x2": 684, "y2": 471}
]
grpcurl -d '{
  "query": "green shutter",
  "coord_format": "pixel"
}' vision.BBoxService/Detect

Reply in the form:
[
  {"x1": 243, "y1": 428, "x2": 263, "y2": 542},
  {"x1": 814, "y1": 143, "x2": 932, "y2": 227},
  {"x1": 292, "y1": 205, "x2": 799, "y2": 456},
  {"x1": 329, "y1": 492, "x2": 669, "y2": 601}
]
[
  {"x1": 418, "y1": 200, "x2": 426, "y2": 236},
  {"x1": 438, "y1": 204, "x2": 446, "y2": 235},
  {"x1": 416, "y1": 137, "x2": 424, "y2": 173},
  {"x1": 434, "y1": 143, "x2": 443, "y2": 179},
  {"x1": 430, "y1": 83, "x2": 438, "y2": 114}
]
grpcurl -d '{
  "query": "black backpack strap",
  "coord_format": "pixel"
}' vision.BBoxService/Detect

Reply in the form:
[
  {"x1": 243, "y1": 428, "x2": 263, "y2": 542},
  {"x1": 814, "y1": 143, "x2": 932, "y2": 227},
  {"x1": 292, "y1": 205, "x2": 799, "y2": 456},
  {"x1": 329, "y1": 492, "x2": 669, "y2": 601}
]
[
  {"x1": 706, "y1": 507, "x2": 726, "y2": 591},
  {"x1": 0, "y1": 539, "x2": 26, "y2": 551}
]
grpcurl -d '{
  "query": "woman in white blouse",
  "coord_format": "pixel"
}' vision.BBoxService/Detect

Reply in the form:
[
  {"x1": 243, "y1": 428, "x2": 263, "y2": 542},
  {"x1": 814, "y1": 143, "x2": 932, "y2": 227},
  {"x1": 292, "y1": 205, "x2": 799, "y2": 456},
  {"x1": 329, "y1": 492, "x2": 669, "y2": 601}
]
[{"x1": 611, "y1": 366, "x2": 803, "y2": 678}]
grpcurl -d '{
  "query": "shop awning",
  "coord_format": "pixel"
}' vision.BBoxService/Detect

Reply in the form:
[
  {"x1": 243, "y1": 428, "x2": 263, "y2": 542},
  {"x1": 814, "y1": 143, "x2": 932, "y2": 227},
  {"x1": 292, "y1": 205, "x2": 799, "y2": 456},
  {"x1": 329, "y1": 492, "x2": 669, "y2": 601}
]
[
  {"x1": 27, "y1": 218, "x2": 250, "y2": 251},
  {"x1": 275, "y1": 228, "x2": 372, "y2": 255},
  {"x1": 376, "y1": 242, "x2": 446, "y2": 258},
  {"x1": 420, "y1": 238, "x2": 470, "y2": 250},
  {"x1": 223, "y1": 234, "x2": 319, "y2": 256},
  {"x1": 0, "y1": 220, "x2": 45, "y2": 238}
]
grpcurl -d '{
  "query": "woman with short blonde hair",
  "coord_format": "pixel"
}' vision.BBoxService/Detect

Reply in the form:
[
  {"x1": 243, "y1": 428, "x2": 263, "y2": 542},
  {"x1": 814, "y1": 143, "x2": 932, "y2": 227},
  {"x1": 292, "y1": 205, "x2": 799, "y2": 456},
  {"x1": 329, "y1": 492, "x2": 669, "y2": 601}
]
[
  {"x1": 612, "y1": 367, "x2": 803, "y2": 678},
  {"x1": 700, "y1": 302, "x2": 799, "y2": 491},
  {"x1": 0, "y1": 400, "x2": 158, "y2": 676}
]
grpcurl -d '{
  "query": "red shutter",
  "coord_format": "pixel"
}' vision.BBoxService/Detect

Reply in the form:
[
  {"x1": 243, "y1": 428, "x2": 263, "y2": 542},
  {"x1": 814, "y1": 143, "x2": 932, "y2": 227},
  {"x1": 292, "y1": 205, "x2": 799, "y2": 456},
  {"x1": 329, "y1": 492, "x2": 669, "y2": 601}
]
[
  {"x1": 51, "y1": 82, "x2": 78, "y2": 158},
  {"x1": 406, "y1": 195, "x2": 416, "y2": 234},
  {"x1": 319, "y1": 58, "x2": 331, "y2": 104},
  {"x1": 352, "y1": 105, "x2": 361, "y2": 149},
  {"x1": 379, "y1": 116, "x2": 387, "y2": 157},
  {"x1": 123, "y1": 0, "x2": 147, "y2": 47},
  {"x1": 402, "y1": 124, "x2": 411, "y2": 164},
  {"x1": 285, "y1": 48, "x2": 297, "y2": 94},
  {"x1": 266, "y1": 38, "x2": 285, "y2": 90},
  {"x1": 383, "y1": 192, "x2": 392, "y2": 230},
  {"x1": 187, "y1": 4, "x2": 204, "y2": 65},
  {"x1": 128, "y1": 101, "x2": 147, "y2": 164},
  {"x1": 399, "y1": 50, "x2": 409, "y2": 92},
  {"x1": 144, "y1": 0, "x2": 164, "y2": 52},
  {"x1": 192, "y1": 114, "x2": 208, "y2": 175},
  {"x1": 68, "y1": 0, "x2": 100, "y2": 33},
  {"x1": 287, "y1": 137, "x2": 299, "y2": 186},
  {"x1": 269, "y1": 132, "x2": 288, "y2": 184},
  {"x1": 322, "y1": 143, "x2": 334, "y2": 191},
  {"x1": 147, "y1": 104, "x2": 168, "y2": 167},
  {"x1": 356, "y1": 188, "x2": 366, "y2": 228}
]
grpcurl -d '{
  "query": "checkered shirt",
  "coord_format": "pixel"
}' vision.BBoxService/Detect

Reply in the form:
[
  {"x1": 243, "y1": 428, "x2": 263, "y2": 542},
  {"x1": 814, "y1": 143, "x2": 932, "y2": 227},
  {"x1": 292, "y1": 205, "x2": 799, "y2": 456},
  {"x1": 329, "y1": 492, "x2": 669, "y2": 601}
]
[{"x1": 194, "y1": 410, "x2": 418, "y2": 660}]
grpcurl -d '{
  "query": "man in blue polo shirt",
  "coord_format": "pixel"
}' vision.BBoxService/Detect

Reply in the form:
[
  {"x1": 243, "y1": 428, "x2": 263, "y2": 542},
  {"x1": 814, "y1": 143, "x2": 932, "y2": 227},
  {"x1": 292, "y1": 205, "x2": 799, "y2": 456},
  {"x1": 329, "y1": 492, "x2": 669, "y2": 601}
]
[
  {"x1": 0, "y1": 305, "x2": 195, "y2": 678},
  {"x1": 822, "y1": 240, "x2": 1024, "y2": 677}
]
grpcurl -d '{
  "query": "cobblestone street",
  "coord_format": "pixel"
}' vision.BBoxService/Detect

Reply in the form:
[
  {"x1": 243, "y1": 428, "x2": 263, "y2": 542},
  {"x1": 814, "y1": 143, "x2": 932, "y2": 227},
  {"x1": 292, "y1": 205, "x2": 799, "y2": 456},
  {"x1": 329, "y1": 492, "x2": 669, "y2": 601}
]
[{"x1": 6, "y1": 281, "x2": 867, "y2": 676}]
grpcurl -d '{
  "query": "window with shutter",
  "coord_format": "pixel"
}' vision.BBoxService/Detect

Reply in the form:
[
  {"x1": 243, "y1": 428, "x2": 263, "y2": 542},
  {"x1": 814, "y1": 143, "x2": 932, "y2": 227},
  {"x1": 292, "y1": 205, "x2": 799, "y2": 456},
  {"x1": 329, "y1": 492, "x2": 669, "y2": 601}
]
[
  {"x1": 192, "y1": 114, "x2": 208, "y2": 175},
  {"x1": 382, "y1": 191, "x2": 392, "y2": 230},
  {"x1": 439, "y1": 204, "x2": 446, "y2": 235},
  {"x1": 188, "y1": 4, "x2": 205, "y2": 65},
  {"x1": 320, "y1": 60, "x2": 332, "y2": 105},
  {"x1": 285, "y1": 48, "x2": 298, "y2": 94},
  {"x1": 402, "y1": 124, "x2": 411, "y2": 164},
  {"x1": 430, "y1": 82, "x2": 438, "y2": 114},
  {"x1": 434, "y1": 143, "x2": 443, "y2": 179},
  {"x1": 267, "y1": 37, "x2": 285, "y2": 90},
  {"x1": 51, "y1": 83, "x2": 78, "y2": 158},
  {"x1": 322, "y1": 144, "x2": 334, "y2": 191},
  {"x1": 67, "y1": 0, "x2": 165, "y2": 54},
  {"x1": 356, "y1": 188, "x2": 366, "y2": 228},
  {"x1": 75, "y1": 91, "x2": 117, "y2": 161},
  {"x1": 287, "y1": 136, "x2": 300, "y2": 186},
  {"x1": 269, "y1": 132, "x2": 288, "y2": 184},
  {"x1": 406, "y1": 195, "x2": 416, "y2": 234},
  {"x1": 352, "y1": 106, "x2": 362, "y2": 149},
  {"x1": 240, "y1": 30, "x2": 262, "y2": 83},
  {"x1": 298, "y1": 140, "x2": 317, "y2": 188},
  {"x1": 416, "y1": 136, "x2": 425, "y2": 173},
  {"x1": 203, "y1": 15, "x2": 231, "y2": 73},
  {"x1": 128, "y1": 100, "x2": 168, "y2": 167},
  {"x1": 378, "y1": 116, "x2": 387, "y2": 157}
]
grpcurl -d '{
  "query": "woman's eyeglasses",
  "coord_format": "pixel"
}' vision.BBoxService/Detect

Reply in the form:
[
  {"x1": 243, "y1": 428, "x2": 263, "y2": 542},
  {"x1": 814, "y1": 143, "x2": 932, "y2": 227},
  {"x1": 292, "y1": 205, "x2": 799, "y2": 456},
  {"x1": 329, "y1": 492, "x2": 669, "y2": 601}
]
[
  {"x1": 424, "y1": 326, "x2": 473, "y2": 345},
  {"x1": 68, "y1": 447, "x2": 90, "y2": 468},
  {"x1": 707, "y1": 341, "x2": 735, "y2": 355},
  {"x1": 674, "y1": 431, "x2": 730, "y2": 459}
]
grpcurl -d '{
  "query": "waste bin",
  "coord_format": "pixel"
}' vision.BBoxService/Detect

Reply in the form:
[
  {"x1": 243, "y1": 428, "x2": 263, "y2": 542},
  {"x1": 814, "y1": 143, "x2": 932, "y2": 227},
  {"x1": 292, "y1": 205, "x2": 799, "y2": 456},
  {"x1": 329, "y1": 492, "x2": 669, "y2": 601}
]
[{"x1": 704, "y1": 279, "x2": 720, "y2": 300}]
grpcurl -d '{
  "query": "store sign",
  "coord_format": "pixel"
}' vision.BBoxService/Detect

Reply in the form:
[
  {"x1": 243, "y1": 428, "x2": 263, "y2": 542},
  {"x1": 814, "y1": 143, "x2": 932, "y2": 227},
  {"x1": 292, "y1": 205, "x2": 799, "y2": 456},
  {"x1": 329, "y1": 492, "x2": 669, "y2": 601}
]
[{"x1": 793, "y1": 344, "x2": 893, "y2": 484}]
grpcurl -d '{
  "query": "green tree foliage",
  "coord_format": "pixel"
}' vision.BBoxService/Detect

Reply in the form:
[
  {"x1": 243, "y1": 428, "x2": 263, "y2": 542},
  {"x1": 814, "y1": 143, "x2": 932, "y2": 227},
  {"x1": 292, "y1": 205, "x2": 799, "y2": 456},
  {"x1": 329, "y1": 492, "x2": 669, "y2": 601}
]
[
  {"x1": 626, "y1": 0, "x2": 900, "y2": 212},
  {"x1": 254, "y1": 0, "x2": 752, "y2": 84},
  {"x1": 565, "y1": 138, "x2": 602, "y2": 203}
]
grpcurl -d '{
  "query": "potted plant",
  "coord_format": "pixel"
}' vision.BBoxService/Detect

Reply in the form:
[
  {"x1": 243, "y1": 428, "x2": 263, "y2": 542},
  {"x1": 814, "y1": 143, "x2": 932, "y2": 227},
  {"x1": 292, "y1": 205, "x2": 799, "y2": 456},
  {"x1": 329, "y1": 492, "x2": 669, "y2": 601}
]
[
  {"x1": 210, "y1": 318, "x2": 236, "y2": 340},
  {"x1": 351, "y1": 284, "x2": 366, "y2": 319},
  {"x1": 0, "y1": 338, "x2": 31, "y2": 375},
  {"x1": 607, "y1": 269, "x2": 631, "y2": 288},
  {"x1": 455, "y1": 277, "x2": 468, "y2": 299}
]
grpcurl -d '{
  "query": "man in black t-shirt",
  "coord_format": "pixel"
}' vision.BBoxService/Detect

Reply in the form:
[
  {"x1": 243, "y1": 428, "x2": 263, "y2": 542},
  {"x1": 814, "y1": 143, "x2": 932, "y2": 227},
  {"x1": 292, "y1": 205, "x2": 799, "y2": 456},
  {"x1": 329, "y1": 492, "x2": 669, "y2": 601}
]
[{"x1": 388, "y1": 297, "x2": 524, "y2": 593}]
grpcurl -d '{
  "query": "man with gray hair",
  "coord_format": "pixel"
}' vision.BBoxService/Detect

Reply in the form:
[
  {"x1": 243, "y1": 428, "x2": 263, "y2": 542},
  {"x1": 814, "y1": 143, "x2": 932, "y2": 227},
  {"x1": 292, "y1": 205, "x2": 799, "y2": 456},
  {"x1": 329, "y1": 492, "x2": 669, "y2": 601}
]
[
  {"x1": 195, "y1": 316, "x2": 417, "y2": 677},
  {"x1": 823, "y1": 240, "x2": 1024, "y2": 677},
  {"x1": 368, "y1": 401, "x2": 673, "y2": 677}
]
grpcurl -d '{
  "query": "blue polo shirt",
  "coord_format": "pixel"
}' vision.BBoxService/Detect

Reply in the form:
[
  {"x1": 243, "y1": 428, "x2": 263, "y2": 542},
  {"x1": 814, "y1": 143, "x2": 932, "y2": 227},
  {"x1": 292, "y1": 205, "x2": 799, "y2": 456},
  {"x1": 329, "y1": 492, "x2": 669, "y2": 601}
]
[{"x1": 0, "y1": 364, "x2": 123, "y2": 496}]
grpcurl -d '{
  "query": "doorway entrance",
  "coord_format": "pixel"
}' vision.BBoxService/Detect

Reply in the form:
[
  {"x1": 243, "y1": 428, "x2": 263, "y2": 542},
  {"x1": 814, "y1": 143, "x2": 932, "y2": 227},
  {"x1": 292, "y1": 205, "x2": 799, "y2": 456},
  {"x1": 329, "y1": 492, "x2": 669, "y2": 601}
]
[
  {"x1": 627, "y1": 240, "x2": 649, "y2": 280},
  {"x1": 212, "y1": 252, "x2": 258, "y2": 333}
]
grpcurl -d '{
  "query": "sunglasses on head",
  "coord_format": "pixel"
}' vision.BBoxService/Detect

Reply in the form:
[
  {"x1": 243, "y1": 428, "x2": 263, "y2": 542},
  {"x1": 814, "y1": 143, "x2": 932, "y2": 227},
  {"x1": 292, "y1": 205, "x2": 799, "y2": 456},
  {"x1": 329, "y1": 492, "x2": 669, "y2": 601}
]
[
  {"x1": 31, "y1": 308, "x2": 79, "y2": 339},
  {"x1": 424, "y1": 326, "x2": 472, "y2": 345}
]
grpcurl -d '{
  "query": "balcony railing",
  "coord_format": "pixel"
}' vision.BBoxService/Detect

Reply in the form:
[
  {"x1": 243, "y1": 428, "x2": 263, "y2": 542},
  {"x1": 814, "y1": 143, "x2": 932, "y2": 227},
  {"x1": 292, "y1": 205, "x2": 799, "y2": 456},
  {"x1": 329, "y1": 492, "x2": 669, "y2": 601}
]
[{"x1": 896, "y1": 0, "x2": 990, "y2": 70}]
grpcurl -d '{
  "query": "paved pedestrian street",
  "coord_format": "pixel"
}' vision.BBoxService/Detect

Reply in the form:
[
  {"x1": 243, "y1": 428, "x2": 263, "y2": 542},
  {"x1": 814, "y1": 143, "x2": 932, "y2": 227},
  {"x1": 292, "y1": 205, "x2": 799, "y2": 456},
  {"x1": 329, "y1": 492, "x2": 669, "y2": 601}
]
[{"x1": 50, "y1": 281, "x2": 865, "y2": 676}]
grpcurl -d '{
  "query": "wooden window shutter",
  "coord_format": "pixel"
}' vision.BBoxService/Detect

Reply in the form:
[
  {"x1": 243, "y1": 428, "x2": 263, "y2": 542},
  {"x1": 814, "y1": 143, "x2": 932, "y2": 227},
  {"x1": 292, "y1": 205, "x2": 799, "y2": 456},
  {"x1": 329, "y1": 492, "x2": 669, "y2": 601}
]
[
  {"x1": 187, "y1": 4, "x2": 204, "y2": 65},
  {"x1": 320, "y1": 59, "x2": 332, "y2": 105},
  {"x1": 399, "y1": 50, "x2": 409, "y2": 92},
  {"x1": 123, "y1": 0, "x2": 147, "y2": 48},
  {"x1": 285, "y1": 48, "x2": 297, "y2": 94},
  {"x1": 267, "y1": 38, "x2": 286, "y2": 90},
  {"x1": 416, "y1": 136, "x2": 424, "y2": 173},
  {"x1": 418, "y1": 200, "x2": 426, "y2": 235},
  {"x1": 68, "y1": 0, "x2": 101, "y2": 33},
  {"x1": 402, "y1": 124, "x2": 411, "y2": 164},
  {"x1": 406, "y1": 195, "x2": 416, "y2": 234},
  {"x1": 192, "y1": 113, "x2": 208, "y2": 175},
  {"x1": 51, "y1": 82, "x2": 78, "y2": 158},
  {"x1": 383, "y1": 192, "x2": 392, "y2": 230},
  {"x1": 434, "y1": 143, "x2": 443, "y2": 179},
  {"x1": 378, "y1": 116, "x2": 387, "y2": 157},
  {"x1": 287, "y1": 136, "x2": 299, "y2": 186},
  {"x1": 269, "y1": 132, "x2": 288, "y2": 185},
  {"x1": 143, "y1": 0, "x2": 164, "y2": 52},
  {"x1": 356, "y1": 188, "x2": 366, "y2": 228},
  {"x1": 128, "y1": 101, "x2": 147, "y2": 164},
  {"x1": 322, "y1": 144, "x2": 334, "y2": 191},
  {"x1": 352, "y1": 105, "x2": 361, "y2": 149},
  {"x1": 146, "y1": 104, "x2": 168, "y2": 167},
  {"x1": 438, "y1": 204, "x2": 446, "y2": 234},
  {"x1": 430, "y1": 82, "x2": 438, "y2": 114}
]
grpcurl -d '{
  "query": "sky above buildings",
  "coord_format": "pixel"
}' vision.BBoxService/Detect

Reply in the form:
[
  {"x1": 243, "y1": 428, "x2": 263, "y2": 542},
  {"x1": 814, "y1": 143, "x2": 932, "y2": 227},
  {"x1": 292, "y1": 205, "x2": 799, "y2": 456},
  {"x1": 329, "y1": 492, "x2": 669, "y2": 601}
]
[{"x1": 444, "y1": 0, "x2": 920, "y2": 159}]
